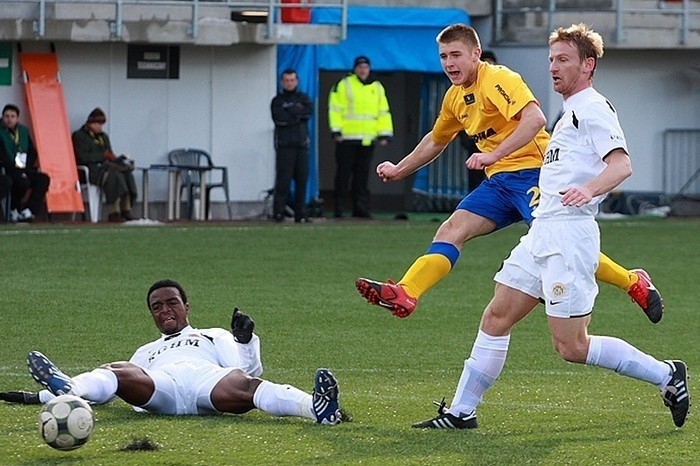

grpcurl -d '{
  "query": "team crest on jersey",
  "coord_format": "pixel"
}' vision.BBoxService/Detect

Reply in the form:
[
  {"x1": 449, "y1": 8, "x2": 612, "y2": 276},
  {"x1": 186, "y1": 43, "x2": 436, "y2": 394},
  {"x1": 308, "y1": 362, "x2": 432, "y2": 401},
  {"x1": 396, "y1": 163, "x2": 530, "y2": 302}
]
[{"x1": 464, "y1": 93, "x2": 475, "y2": 105}]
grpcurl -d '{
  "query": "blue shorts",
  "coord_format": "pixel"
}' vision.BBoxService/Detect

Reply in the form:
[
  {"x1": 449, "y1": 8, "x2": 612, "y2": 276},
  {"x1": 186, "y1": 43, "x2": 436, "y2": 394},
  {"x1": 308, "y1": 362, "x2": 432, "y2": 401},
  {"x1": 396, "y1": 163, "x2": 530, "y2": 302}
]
[{"x1": 456, "y1": 168, "x2": 540, "y2": 230}]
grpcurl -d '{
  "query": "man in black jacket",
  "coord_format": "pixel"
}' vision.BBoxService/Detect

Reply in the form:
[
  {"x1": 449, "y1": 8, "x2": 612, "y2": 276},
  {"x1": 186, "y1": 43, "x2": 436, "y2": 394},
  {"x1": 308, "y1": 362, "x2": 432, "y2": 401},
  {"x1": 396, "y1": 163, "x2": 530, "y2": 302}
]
[{"x1": 270, "y1": 69, "x2": 313, "y2": 223}]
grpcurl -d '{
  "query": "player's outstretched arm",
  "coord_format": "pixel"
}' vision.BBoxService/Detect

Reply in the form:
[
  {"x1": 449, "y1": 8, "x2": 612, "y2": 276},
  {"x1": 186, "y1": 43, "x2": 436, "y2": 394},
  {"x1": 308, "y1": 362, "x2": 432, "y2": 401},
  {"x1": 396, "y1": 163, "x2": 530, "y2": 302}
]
[
  {"x1": 377, "y1": 132, "x2": 446, "y2": 183},
  {"x1": 231, "y1": 307, "x2": 255, "y2": 344},
  {"x1": 0, "y1": 390, "x2": 41, "y2": 404}
]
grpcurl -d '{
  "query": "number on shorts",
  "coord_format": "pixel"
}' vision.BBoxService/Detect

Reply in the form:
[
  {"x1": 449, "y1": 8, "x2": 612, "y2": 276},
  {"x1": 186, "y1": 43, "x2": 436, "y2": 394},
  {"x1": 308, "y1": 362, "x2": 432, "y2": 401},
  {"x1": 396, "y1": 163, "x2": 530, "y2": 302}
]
[{"x1": 527, "y1": 186, "x2": 540, "y2": 208}]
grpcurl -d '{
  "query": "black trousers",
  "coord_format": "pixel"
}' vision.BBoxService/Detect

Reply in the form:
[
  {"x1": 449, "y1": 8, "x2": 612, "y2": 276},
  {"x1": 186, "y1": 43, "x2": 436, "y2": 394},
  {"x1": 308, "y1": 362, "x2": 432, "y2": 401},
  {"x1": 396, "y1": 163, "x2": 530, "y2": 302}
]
[
  {"x1": 0, "y1": 174, "x2": 11, "y2": 222},
  {"x1": 334, "y1": 141, "x2": 374, "y2": 216},
  {"x1": 273, "y1": 145, "x2": 309, "y2": 220},
  {"x1": 9, "y1": 171, "x2": 50, "y2": 214}
]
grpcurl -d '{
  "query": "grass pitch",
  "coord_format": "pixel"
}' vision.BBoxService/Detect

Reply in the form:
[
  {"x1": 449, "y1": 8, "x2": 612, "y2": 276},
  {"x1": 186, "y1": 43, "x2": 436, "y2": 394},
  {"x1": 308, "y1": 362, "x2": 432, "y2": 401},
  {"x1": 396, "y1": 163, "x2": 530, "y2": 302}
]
[{"x1": 0, "y1": 216, "x2": 698, "y2": 465}]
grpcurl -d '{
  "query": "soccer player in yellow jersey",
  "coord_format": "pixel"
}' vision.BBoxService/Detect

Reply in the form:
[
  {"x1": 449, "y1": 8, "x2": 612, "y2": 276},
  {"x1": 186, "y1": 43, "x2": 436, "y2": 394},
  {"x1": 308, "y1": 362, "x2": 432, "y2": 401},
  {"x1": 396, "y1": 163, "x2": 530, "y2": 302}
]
[{"x1": 356, "y1": 23, "x2": 663, "y2": 323}]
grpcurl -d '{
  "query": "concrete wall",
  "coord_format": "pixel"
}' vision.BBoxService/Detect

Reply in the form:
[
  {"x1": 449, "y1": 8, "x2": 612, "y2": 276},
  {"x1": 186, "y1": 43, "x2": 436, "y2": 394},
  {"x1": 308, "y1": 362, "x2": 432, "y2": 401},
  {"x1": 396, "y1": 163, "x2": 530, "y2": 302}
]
[
  {"x1": 1, "y1": 4, "x2": 697, "y2": 221},
  {"x1": 0, "y1": 41, "x2": 277, "y2": 218},
  {"x1": 489, "y1": 46, "x2": 700, "y2": 192}
]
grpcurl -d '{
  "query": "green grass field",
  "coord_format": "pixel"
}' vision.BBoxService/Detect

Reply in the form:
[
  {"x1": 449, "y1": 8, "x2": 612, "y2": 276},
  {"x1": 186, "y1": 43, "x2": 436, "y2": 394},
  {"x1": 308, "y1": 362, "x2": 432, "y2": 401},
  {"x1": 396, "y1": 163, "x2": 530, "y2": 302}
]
[{"x1": 0, "y1": 216, "x2": 698, "y2": 465}]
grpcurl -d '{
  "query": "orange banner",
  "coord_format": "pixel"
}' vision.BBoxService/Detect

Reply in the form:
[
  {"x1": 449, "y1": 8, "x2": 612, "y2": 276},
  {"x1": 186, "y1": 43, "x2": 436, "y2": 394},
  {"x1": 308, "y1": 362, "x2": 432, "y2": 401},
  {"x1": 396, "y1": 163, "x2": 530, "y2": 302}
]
[{"x1": 20, "y1": 53, "x2": 83, "y2": 214}]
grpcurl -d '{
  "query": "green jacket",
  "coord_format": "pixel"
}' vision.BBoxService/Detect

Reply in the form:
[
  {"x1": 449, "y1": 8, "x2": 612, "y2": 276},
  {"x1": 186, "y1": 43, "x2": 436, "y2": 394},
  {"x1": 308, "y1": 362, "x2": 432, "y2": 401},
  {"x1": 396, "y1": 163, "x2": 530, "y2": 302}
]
[
  {"x1": 71, "y1": 125, "x2": 136, "y2": 203},
  {"x1": 0, "y1": 123, "x2": 39, "y2": 175}
]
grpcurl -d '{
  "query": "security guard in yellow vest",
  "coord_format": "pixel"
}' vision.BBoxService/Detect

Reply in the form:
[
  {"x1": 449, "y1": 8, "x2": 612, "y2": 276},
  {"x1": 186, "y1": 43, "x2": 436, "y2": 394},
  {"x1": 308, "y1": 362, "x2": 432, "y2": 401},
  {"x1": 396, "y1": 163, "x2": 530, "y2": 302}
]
[{"x1": 328, "y1": 56, "x2": 393, "y2": 218}]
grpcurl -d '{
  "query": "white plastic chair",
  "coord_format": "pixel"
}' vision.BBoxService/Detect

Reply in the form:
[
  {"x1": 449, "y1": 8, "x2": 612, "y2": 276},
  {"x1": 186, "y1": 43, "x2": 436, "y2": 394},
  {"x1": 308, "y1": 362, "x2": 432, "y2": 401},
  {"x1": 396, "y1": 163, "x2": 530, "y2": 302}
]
[{"x1": 77, "y1": 165, "x2": 103, "y2": 223}]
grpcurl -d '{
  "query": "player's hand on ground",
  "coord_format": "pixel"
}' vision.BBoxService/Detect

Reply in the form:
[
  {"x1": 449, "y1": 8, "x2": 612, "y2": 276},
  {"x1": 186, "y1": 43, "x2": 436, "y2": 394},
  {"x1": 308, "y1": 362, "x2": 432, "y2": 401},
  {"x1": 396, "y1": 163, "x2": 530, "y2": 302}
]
[{"x1": 231, "y1": 307, "x2": 255, "y2": 344}]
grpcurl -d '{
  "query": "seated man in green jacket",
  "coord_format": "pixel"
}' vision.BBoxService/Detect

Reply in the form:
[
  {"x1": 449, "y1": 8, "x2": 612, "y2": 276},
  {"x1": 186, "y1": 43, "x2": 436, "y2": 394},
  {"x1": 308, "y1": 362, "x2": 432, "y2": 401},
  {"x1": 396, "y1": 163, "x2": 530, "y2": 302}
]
[
  {"x1": 0, "y1": 104, "x2": 50, "y2": 222},
  {"x1": 72, "y1": 108, "x2": 137, "y2": 222}
]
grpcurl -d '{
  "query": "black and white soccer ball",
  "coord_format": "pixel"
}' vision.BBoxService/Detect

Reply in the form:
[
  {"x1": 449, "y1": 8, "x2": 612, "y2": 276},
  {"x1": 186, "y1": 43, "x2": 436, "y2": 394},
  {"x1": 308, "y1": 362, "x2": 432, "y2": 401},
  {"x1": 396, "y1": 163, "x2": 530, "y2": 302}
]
[{"x1": 39, "y1": 394, "x2": 94, "y2": 451}]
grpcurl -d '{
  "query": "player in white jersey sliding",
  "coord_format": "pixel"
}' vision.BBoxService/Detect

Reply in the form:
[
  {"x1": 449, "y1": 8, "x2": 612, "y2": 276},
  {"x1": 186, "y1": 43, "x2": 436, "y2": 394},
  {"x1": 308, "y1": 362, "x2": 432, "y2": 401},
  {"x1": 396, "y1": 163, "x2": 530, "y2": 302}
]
[
  {"x1": 412, "y1": 23, "x2": 690, "y2": 430},
  {"x1": 1, "y1": 279, "x2": 343, "y2": 426}
]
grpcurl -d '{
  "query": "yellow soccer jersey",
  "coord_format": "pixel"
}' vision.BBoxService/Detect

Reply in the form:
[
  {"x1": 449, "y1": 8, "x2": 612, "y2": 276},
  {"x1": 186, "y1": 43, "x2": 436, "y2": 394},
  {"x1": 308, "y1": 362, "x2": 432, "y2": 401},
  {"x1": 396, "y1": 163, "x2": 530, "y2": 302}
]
[{"x1": 431, "y1": 62, "x2": 550, "y2": 178}]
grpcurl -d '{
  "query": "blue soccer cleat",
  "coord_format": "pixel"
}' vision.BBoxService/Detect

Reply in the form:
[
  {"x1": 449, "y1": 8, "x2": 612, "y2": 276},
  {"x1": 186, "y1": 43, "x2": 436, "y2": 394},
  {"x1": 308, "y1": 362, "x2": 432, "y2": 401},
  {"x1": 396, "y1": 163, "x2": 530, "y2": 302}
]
[
  {"x1": 312, "y1": 368, "x2": 342, "y2": 425},
  {"x1": 27, "y1": 351, "x2": 73, "y2": 396}
]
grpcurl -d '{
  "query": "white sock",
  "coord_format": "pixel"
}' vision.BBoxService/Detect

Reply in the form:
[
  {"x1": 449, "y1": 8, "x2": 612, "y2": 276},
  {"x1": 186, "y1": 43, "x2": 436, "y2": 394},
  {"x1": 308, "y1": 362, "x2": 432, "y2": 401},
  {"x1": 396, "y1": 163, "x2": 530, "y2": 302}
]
[
  {"x1": 449, "y1": 330, "x2": 510, "y2": 416},
  {"x1": 71, "y1": 368, "x2": 119, "y2": 404},
  {"x1": 252, "y1": 380, "x2": 314, "y2": 420},
  {"x1": 38, "y1": 390, "x2": 56, "y2": 403},
  {"x1": 586, "y1": 335, "x2": 672, "y2": 389}
]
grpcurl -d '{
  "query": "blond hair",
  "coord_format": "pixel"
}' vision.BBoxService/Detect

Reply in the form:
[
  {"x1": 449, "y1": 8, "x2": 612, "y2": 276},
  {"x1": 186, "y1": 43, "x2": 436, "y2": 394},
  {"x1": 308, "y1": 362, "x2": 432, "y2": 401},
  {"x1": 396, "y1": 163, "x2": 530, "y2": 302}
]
[
  {"x1": 436, "y1": 23, "x2": 481, "y2": 49},
  {"x1": 549, "y1": 23, "x2": 604, "y2": 77}
]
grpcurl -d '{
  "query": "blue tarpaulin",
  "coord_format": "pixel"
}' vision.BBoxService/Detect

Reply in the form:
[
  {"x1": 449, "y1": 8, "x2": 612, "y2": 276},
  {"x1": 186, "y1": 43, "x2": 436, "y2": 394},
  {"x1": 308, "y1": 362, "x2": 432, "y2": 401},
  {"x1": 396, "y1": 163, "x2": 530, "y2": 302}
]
[{"x1": 277, "y1": 6, "x2": 470, "y2": 202}]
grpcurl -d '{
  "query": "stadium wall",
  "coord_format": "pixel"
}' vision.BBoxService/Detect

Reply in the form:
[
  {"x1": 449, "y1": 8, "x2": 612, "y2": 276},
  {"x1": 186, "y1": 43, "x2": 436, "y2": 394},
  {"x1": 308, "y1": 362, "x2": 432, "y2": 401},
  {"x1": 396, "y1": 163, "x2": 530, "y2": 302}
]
[
  {"x1": 494, "y1": 46, "x2": 699, "y2": 193},
  {"x1": 0, "y1": 41, "x2": 277, "y2": 219},
  {"x1": 0, "y1": 7, "x2": 697, "y2": 219}
]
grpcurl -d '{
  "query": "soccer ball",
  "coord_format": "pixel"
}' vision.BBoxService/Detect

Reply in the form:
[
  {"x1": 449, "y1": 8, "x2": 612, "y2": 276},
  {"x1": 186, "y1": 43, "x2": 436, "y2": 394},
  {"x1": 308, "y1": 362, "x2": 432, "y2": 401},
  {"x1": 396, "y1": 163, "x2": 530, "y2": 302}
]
[{"x1": 39, "y1": 395, "x2": 94, "y2": 451}]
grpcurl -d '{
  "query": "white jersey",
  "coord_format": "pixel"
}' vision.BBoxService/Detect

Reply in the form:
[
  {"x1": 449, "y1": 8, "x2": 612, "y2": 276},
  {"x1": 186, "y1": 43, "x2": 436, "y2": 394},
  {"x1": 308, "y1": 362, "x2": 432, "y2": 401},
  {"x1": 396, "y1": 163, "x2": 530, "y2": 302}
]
[
  {"x1": 534, "y1": 87, "x2": 628, "y2": 218},
  {"x1": 129, "y1": 325, "x2": 263, "y2": 378}
]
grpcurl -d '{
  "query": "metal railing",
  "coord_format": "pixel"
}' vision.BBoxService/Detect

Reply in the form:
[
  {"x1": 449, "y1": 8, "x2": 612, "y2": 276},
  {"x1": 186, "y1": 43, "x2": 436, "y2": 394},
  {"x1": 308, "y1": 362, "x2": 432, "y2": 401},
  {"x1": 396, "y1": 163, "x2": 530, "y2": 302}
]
[
  {"x1": 411, "y1": 75, "x2": 473, "y2": 212},
  {"x1": 4, "y1": 0, "x2": 347, "y2": 41},
  {"x1": 663, "y1": 129, "x2": 700, "y2": 195},
  {"x1": 495, "y1": 0, "x2": 700, "y2": 45}
]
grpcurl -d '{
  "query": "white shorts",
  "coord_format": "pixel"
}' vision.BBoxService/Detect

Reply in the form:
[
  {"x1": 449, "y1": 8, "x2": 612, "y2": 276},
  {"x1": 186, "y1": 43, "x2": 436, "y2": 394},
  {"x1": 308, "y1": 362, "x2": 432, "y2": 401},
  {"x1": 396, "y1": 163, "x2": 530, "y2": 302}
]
[
  {"x1": 138, "y1": 361, "x2": 236, "y2": 415},
  {"x1": 494, "y1": 217, "x2": 600, "y2": 318}
]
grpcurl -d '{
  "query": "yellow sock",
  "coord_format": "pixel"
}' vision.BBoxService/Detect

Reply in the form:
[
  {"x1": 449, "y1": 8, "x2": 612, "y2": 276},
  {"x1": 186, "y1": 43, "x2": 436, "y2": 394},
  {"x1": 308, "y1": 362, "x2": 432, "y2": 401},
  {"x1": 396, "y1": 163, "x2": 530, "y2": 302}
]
[
  {"x1": 596, "y1": 253, "x2": 637, "y2": 291},
  {"x1": 398, "y1": 254, "x2": 452, "y2": 298}
]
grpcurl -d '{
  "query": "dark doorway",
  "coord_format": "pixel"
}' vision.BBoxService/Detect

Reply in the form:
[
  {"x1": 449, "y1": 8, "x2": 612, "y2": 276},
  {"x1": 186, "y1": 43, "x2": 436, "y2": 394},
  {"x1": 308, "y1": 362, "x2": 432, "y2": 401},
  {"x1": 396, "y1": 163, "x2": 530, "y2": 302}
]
[{"x1": 317, "y1": 71, "x2": 425, "y2": 214}]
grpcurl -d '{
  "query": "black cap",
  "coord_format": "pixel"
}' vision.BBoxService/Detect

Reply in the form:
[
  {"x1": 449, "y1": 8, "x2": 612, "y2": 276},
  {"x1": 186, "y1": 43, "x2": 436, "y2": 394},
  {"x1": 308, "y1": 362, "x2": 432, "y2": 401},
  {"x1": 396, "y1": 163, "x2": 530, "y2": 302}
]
[
  {"x1": 87, "y1": 107, "x2": 107, "y2": 124},
  {"x1": 353, "y1": 56, "x2": 370, "y2": 68}
]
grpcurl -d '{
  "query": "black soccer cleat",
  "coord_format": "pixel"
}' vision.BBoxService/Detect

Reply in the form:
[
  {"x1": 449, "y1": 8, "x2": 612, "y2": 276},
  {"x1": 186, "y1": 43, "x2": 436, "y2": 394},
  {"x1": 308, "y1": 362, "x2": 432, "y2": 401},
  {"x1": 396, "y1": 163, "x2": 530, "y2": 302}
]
[
  {"x1": 0, "y1": 390, "x2": 41, "y2": 405},
  {"x1": 231, "y1": 307, "x2": 255, "y2": 344},
  {"x1": 412, "y1": 398, "x2": 478, "y2": 429},
  {"x1": 661, "y1": 360, "x2": 691, "y2": 428}
]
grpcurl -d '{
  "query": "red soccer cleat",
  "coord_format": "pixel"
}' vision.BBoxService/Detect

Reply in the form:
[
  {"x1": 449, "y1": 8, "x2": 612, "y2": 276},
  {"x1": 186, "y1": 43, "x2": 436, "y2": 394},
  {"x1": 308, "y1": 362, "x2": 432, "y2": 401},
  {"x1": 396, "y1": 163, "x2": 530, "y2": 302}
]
[
  {"x1": 355, "y1": 278, "x2": 417, "y2": 318},
  {"x1": 627, "y1": 269, "x2": 664, "y2": 324}
]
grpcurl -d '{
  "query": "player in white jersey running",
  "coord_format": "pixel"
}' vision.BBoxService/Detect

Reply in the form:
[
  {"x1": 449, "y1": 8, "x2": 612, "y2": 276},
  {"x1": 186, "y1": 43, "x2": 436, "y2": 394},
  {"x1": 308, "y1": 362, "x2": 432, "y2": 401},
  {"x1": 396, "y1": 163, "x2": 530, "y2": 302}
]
[
  {"x1": 1, "y1": 279, "x2": 343, "y2": 426},
  {"x1": 412, "y1": 23, "x2": 690, "y2": 430}
]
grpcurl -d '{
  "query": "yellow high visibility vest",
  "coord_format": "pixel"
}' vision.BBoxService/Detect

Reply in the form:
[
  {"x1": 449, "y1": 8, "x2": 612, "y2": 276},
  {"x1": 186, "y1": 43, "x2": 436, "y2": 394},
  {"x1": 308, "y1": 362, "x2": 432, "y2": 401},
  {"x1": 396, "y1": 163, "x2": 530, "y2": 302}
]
[{"x1": 328, "y1": 73, "x2": 393, "y2": 147}]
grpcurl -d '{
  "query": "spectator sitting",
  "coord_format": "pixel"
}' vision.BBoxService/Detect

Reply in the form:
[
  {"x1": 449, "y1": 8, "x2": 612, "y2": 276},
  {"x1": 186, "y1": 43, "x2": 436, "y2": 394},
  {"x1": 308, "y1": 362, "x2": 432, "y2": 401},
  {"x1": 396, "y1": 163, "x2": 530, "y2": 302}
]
[
  {"x1": 72, "y1": 108, "x2": 138, "y2": 222},
  {"x1": 0, "y1": 104, "x2": 50, "y2": 222}
]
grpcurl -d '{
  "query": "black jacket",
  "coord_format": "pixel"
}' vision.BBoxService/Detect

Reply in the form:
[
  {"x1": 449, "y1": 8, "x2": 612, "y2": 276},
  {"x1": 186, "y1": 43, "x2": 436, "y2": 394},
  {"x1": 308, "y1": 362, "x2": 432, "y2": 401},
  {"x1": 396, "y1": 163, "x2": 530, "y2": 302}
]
[{"x1": 271, "y1": 88, "x2": 313, "y2": 148}]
